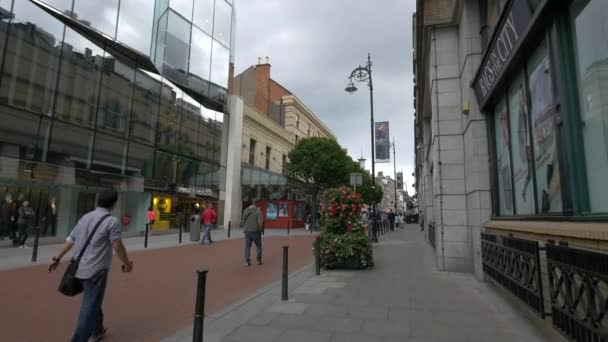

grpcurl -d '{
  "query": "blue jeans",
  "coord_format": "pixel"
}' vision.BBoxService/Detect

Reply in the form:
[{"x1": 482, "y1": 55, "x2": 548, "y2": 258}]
[
  {"x1": 201, "y1": 224, "x2": 213, "y2": 244},
  {"x1": 244, "y1": 232, "x2": 262, "y2": 262},
  {"x1": 71, "y1": 269, "x2": 108, "y2": 342}
]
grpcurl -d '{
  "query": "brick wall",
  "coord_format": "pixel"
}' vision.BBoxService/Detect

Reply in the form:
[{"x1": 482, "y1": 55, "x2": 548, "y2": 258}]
[{"x1": 424, "y1": 0, "x2": 456, "y2": 25}]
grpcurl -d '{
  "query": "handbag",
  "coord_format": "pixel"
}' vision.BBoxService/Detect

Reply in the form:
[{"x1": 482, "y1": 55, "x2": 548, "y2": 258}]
[{"x1": 58, "y1": 214, "x2": 111, "y2": 297}]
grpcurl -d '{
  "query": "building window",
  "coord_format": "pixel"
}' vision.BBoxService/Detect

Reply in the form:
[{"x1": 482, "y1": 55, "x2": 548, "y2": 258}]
[
  {"x1": 570, "y1": 0, "x2": 608, "y2": 213},
  {"x1": 249, "y1": 139, "x2": 256, "y2": 165},
  {"x1": 295, "y1": 135, "x2": 299, "y2": 144},
  {"x1": 282, "y1": 154, "x2": 287, "y2": 174},
  {"x1": 491, "y1": 40, "x2": 562, "y2": 216},
  {"x1": 295, "y1": 115, "x2": 299, "y2": 128},
  {"x1": 307, "y1": 124, "x2": 310, "y2": 136},
  {"x1": 265, "y1": 146, "x2": 271, "y2": 170}
]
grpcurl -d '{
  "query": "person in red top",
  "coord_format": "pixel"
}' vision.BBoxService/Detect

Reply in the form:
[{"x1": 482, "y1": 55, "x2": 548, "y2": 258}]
[{"x1": 200, "y1": 202, "x2": 216, "y2": 245}]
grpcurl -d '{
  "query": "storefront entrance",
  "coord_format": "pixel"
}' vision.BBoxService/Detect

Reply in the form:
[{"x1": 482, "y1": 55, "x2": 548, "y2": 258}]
[{"x1": 150, "y1": 193, "x2": 217, "y2": 232}]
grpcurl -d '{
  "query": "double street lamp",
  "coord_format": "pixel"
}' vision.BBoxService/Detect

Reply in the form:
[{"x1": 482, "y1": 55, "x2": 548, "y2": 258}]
[{"x1": 345, "y1": 53, "x2": 378, "y2": 242}]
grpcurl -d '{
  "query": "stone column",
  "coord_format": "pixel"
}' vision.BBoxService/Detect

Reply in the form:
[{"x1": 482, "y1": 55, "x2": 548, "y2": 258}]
[{"x1": 223, "y1": 95, "x2": 244, "y2": 228}]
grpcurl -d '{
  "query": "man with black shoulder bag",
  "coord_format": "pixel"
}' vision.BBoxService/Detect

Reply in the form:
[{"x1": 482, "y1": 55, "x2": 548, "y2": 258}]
[{"x1": 49, "y1": 189, "x2": 134, "y2": 342}]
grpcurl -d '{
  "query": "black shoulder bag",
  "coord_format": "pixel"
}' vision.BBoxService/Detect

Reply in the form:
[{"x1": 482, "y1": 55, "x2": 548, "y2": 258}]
[{"x1": 58, "y1": 214, "x2": 111, "y2": 297}]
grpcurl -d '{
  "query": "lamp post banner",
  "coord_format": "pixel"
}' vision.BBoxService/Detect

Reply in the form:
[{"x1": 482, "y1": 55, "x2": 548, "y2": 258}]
[{"x1": 375, "y1": 121, "x2": 390, "y2": 163}]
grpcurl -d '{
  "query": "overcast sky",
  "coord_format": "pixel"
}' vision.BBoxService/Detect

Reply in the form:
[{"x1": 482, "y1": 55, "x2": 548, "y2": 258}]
[{"x1": 234, "y1": 0, "x2": 417, "y2": 194}]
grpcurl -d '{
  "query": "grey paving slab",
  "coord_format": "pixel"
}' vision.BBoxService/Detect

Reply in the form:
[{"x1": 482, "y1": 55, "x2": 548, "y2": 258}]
[
  {"x1": 316, "y1": 316, "x2": 363, "y2": 333},
  {"x1": 362, "y1": 319, "x2": 412, "y2": 338},
  {"x1": 304, "y1": 303, "x2": 349, "y2": 317},
  {"x1": 274, "y1": 328, "x2": 332, "y2": 342},
  {"x1": 265, "y1": 302, "x2": 309, "y2": 314},
  {"x1": 267, "y1": 313, "x2": 320, "y2": 329},
  {"x1": 224, "y1": 325, "x2": 283, "y2": 342},
  {"x1": 293, "y1": 286, "x2": 327, "y2": 294},
  {"x1": 246, "y1": 312, "x2": 279, "y2": 326}
]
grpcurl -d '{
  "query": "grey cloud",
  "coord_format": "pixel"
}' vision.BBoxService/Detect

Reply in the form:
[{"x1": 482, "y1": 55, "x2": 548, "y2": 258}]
[{"x1": 235, "y1": 0, "x2": 417, "y2": 192}]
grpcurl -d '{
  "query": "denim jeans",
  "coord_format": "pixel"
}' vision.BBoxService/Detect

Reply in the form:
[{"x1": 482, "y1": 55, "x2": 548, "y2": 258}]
[
  {"x1": 201, "y1": 224, "x2": 213, "y2": 244},
  {"x1": 244, "y1": 232, "x2": 262, "y2": 262},
  {"x1": 71, "y1": 269, "x2": 108, "y2": 342}
]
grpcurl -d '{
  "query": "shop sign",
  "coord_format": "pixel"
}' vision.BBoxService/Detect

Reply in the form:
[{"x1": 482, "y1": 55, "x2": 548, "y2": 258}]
[
  {"x1": 175, "y1": 186, "x2": 217, "y2": 198},
  {"x1": 473, "y1": 0, "x2": 533, "y2": 107}
]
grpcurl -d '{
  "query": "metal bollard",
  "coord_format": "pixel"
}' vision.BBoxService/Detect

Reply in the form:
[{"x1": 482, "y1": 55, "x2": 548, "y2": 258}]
[
  {"x1": 314, "y1": 237, "x2": 321, "y2": 276},
  {"x1": 192, "y1": 269, "x2": 208, "y2": 342},
  {"x1": 281, "y1": 246, "x2": 288, "y2": 301},
  {"x1": 178, "y1": 223, "x2": 183, "y2": 244},
  {"x1": 31, "y1": 227, "x2": 41, "y2": 262},
  {"x1": 144, "y1": 223, "x2": 149, "y2": 248},
  {"x1": 227, "y1": 221, "x2": 231, "y2": 238}
]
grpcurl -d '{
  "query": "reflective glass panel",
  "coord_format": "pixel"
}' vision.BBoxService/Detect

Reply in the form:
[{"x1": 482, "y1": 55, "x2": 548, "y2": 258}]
[
  {"x1": 131, "y1": 70, "x2": 161, "y2": 145},
  {"x1": 92, "y1": 132, "x2": 126, "y2": 173},
  {"x1": 154, "y1": 150, "x2": 175, "y2": 182},
  {"x1": 0, "y1": 0, "x2": 64, "y2": 115},
  {"x1": 156, "y1": 81, "x2": 180, "y2": 151},
  {"x1": 196, "y1": 160, "x2": 212, "y2": 186},
  {"x1": 571, "y1": 0, "x2": 608, "y2": 213},
  {"x1": 170, "y1": 0, "x2": 193, "y2": 21},
  {"x1": 117, "y1": 0, "x2": 155, "y2": 55},
  {"x1": 48, "y1": 120, "x2": 93, "y2": 169},
  {"x1": 210, "y1": 40, "x2": 229, "y2": 87},
  {"x1": 176, "y1": 156, "x2": 196, "y2": 185},
  {"x1": 0, "y1": 0, "x2": 14, "y2": 70},
  {"x1": 527, "y1": 42, "x2": 562, "y2": 213},
  {"x1": 126, "y1": 142, "x2": 154, "y2": 178},
  {"x1": 177, "y1": 92, "x2": 200, "y2": 157},
  {"x1": 189, "y1": 26, "x2": 212, "y2": 81},
  {"x1": 508, "y1": 73, "x2": 535, "y2": 215},
  {"x1": 212, "y1": 112, "x2": 224, "y2": 165},
  {"x1": 72, "y1": 0, "x2": 119, "y2": 38},
  {"x1": 163, "y1": 10, "x2": 191, "y2": 81},
  {"x1": 193, "y1": 0, "x2": 213, "y2": 35},
  {"x1": 0, "y1": 107, "x2": 43, "y2": 161},
  {"x1": 197, "y1": 109, "x2": 213, "y2": 161},
  {"x1": 97, "y1": 58, "x2": 135, "y2": 136},
  {"x1": 40, "y1": 0, "x2": 73, "y2": 12},
  {"x1": 494, "y1": 98, "x2": 513, "y2": 216},
  {"x1": 54, "y1": 28, "x2": 104, "y2": 127},
  {"x1": 213, "y1": 0, "x2": 230, "y2": 47}
]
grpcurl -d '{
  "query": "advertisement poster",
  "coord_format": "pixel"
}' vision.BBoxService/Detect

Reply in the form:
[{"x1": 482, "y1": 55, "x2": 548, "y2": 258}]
[
  {"x1": 266, "y1": 202, "x2": 278, "y2": 221},
  {"x1": 278, "y1": 203, "x2": 289, "y2": 217},
  {"x1": 375, "y1": 121, "x2": 390, "y2": 162}
]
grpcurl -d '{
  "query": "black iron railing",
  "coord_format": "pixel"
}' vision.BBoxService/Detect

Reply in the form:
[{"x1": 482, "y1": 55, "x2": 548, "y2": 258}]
[
  {"x1": 428, "y1": 222, "x2": 435, "y2": 249},
  {"x1": 546, "y1": 244, "x2": 608, "y2": 342},
  {"x1": 481, "y1": 233, "x2": 546, "y2": 317}
]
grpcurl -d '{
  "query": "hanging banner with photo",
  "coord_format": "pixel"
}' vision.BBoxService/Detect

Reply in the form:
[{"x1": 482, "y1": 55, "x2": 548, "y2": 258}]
[
  {"x1": 375, "y1": 121, "x2": 390, "y2": 163},
  {"x1": 266, "y1": 202, "x2": 278, "y2": 221}
]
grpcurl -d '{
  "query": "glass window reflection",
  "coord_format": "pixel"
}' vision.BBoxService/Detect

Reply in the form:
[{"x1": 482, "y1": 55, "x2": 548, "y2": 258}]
[
  {"x1": 210, "y1": 40, "x2": 229, "y2": 87},
  {"x1": 40, "y1": 0, "x2": 73, "y2": 12},
  {"x1": 131, "y1": 70, "x2": 161, "y2": 145},
  {"x1": 97, "y1": 58, "x2": 135, "y2": 136},
  {"x1": 72, "y1": 0, "x2": 119, "y2": 38},
  {"x1": 157, "y1": 83, "x2": 180, "y2": 151},
  {"x1": 177, "y1": 92, "x2": 200, "y2": 157},
  {"x1": 117, "y1": 0, "x2": 155, "y2": 55},
  {"x1": 0, "y1": 0, "x2": 64, "y2": 115},
  {"x1": 189, "y1": 27, "x2": 212, "y2": 81},
  {"x1": 126, "y1": 142, "x2": 154, "y2": 178},
  {"x1": 48, "y1": 121, "x2": 93, "y2": 169},
  {"x1": 170, "y1": 0, "x2": 193, "y2": 21},
  {"x1": 92, "y1": 132, "x2": 127, "y2": 173},
  {"x1": 193, "y1": 0, "x2": 214, "y2": 35},
  {"x1": 54, "y1": 28, "x2": 104, "y2": 127},
  {"x1": 213, "y1": 0, "x2": 231, "y2": 47},
  {"x1": 163, "y1": 10, "x2": 191, "y2": 80},
  {"x1": 0, "y1": 108, "x2": 44, "y2": 160}
]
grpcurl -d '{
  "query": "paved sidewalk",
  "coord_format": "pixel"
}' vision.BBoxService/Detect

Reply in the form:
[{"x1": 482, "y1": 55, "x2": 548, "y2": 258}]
[
  {"x1": 165, "y1": 225, "x2": 555, "y2": 342},
  {"x1": 0, "y1": 227, "x2": 312, "y2": 271}
]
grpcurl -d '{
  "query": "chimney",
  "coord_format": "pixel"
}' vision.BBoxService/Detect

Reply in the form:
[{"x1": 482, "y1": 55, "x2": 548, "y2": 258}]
[{"x1": 255, "y1": 56, "x2": 271, "y2": 115}]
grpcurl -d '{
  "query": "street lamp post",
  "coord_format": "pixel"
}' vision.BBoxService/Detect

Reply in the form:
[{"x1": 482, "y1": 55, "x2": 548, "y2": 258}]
[
  {"x1": 392, "y1": 141, "x2": 397, "y2": 213},
  {"x1": 345, "y1": 53, "x2": 378, "y2": 242}
]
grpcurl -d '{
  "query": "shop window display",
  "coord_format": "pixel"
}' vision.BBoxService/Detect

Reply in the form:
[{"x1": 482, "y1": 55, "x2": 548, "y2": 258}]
[{"x1": 494, "y1": 99, "x2": 514, "y2": 216}]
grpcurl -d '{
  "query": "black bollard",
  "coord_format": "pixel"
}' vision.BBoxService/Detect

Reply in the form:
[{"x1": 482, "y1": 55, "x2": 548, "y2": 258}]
[
  {"x1": 281, "y1": 246, "x2": 288, "y2": 301},
  {"x1": 178, "y1": 223, "x2": 183, "y2": 244},
  {"x1": 227, "y1": 221, "x2": 231, "y2": 238},
  {"x1": 193, "y1": 269, "x2": 208, "y2": 342},
  {"x1": 31, "y1": 227, "x2": 40, "y2": 262},
  {"x1": 144, "y1": 223, "x2": 149, "y2": 248},
  {"x1": 314, "y1": 236, "x2": 321, "y2": 276}
]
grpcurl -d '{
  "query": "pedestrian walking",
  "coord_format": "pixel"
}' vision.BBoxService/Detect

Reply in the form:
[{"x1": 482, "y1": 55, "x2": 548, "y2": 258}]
[
  {"x1": 147, "y1": 207, "x2": 156, "y2": 225},
  {"x1": 388, "y1": 209, "x2": 396, "y2": 231},
  {"x1": 48, "y1": 189, "x2": 134, "y2": 342},
  {"x1": 395, "y1": 213, "x2": 402, "y2": 229},
  {"x1": 241, "y1": 201, "x2": 264, "y2": 266},
  {"x1": 305, "y1": 213, "x2": 312, "y2": 230},
  {"x1": 200, "y1": 202, "x2": 216, "y2": 245},
  {"x1": 17, "y1": 200, "x2": 35, "y2": 248}
]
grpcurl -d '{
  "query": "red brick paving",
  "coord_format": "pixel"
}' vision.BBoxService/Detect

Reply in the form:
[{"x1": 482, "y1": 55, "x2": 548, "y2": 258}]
[{"x1": 0, "y1": 235, "x2": 316, "y2": 342}]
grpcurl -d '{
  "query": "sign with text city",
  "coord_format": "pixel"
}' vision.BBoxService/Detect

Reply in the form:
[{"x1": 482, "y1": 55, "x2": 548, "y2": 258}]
[
  {"x1": 375, "y1": 121, "x2": 390, "y2": 163},
  {"x1": 472, "y1": 0, "x2": 533, "y2": 109}
]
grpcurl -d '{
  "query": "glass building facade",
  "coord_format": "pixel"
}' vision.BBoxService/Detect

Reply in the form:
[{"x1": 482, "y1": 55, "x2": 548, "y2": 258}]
[{"x1": 0, "y1": 0, "x2": 235, "y2": 242}]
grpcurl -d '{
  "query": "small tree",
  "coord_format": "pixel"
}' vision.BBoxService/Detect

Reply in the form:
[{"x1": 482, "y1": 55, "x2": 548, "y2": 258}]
[{"x1": 285, "y1": 137, "x2": 352, "y2": 230}]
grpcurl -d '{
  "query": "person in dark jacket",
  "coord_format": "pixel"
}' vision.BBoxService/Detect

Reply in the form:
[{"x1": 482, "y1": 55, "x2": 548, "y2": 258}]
[
  {"x1": 17, "y1": 201, "x2": 35, "y2": 248},
  {"x1": 241, "y1": 202, "x2": 264, "y2": 266},
  {"x1": 388, "y1": 209, "x2": 396, "y2": 232}
]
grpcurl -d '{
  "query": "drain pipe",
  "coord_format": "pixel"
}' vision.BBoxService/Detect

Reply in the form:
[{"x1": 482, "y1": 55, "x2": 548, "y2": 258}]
[{"x1": 432, "y1": 28, "x2": 446, "y2": 269}]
